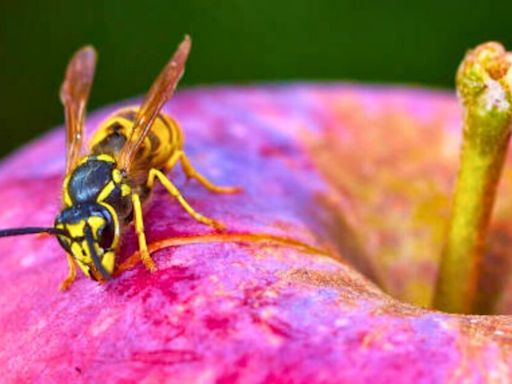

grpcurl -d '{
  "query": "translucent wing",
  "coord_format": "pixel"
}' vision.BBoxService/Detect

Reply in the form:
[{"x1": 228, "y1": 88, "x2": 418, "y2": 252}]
[
  {"x1": 118, "y1": 35, "x2": 191, "y2": 171},
  {"x1": 60, "y1": 46, "x2": 97, "y2": 173}
]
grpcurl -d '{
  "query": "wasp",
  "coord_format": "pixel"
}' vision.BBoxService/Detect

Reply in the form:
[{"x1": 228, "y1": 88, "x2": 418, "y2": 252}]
[{"x1": 0, "y1": 35, "x2": 239, "y2": 290}]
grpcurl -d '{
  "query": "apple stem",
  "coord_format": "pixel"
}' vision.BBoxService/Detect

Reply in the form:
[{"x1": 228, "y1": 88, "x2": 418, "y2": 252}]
[{"x1": 433, "y1": 42, "x2": 512, "y2": 314}]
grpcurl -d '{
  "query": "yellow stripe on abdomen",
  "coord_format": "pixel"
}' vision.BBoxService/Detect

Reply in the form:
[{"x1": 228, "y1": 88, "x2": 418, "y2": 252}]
[{"x1": 89, "y1": 106, "x2": 184, "y2": 170}]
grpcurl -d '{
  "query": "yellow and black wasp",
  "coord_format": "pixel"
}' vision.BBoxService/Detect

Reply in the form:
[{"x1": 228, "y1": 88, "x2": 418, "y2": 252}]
[{"x1": 0, "y1": 35, "x2": 239, "y2": 289}]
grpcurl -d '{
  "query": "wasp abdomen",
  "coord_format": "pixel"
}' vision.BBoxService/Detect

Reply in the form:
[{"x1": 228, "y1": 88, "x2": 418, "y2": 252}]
[
  {"x1": 89, "y1": 107, "x2": 184, "y2": 171},
  {"x1": 90, "y1": 125, "x2": 127, "y2": 157}
]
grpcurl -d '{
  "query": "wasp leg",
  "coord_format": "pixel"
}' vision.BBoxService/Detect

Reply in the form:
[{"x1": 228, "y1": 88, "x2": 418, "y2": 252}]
[
  {"x1": 163, "y1": 150, "x2": 183, "y2": 171},
  {"x1": 148, "y1": 168, "x2": 225, "y2": 230},
  {"x1": 59, "y1": 253, "x2": 77, "y2": 291},
  {"x1": 132, "y1": 193, "x2": 156, "y2": 272},
  {"x1": 180, "y1": 154, "x2": 241, "y2": 194}
]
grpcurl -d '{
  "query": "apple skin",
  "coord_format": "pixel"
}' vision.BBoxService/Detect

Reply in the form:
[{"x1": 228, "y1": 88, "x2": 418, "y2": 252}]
[{"x1": 0, "y1": 85, "x2": 512, "y2": 383}]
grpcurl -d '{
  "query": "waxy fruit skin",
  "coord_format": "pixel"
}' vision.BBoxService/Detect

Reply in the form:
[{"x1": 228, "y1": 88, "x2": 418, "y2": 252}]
[{"x1": 1, "y1": 85, "x2": 512, "y2": 383}]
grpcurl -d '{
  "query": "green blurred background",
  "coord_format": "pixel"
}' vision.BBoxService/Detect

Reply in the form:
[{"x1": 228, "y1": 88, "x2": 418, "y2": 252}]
[{"x1": 0, "y1": 0, "x2": 511, "y2": 157}]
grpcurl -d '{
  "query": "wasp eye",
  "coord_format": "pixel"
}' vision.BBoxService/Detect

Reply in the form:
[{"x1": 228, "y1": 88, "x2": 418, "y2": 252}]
[{"x1": 97, "y1": 223, "x2": 115, "y2": 250}]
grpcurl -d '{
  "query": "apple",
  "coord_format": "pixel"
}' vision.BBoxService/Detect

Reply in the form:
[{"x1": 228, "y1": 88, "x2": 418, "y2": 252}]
[{"x1": 0, "y1": 83, "x2": 512, "y2": 382}]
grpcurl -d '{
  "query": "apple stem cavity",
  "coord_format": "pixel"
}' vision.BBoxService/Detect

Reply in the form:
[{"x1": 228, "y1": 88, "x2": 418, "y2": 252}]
[{"x1": 433, "y1": 42, "x2": 512, "y2": 314}]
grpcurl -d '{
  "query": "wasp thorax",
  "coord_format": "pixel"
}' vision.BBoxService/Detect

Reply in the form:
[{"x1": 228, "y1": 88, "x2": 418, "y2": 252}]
[{"x1": 54, "y1": 202, "x2": 120, "y2": 280}]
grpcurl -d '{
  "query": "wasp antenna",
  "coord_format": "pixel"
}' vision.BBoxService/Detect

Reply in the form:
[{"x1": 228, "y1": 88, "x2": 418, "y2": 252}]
[{"x1": 0, "y1": 227, "x2": 68, "y2": 238}]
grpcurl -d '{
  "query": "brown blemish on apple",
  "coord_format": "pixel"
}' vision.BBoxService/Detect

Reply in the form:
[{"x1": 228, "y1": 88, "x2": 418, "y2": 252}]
[{"x1": 303, "y1": 92, "x2": 456, "y2": 307}]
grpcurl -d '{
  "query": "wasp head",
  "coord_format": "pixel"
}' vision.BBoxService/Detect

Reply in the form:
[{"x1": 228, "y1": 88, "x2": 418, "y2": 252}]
[{"x1": 55, "y1": 202, "x2": 120, "y2": 281}]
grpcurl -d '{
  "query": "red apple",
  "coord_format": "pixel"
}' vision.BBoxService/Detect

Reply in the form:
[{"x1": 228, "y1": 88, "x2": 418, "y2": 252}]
[{"x1": 0, "y1": 85, "x2": 511, "y2": 382}]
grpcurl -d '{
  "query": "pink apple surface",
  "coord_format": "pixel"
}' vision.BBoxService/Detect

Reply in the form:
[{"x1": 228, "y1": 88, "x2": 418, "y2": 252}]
[{"x1": 1, "y1": 85, "x2": 512, "y2": 383}]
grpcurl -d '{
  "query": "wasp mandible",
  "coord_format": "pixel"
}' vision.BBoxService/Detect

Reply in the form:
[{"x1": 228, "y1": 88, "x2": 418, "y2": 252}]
[{"x1": 0, "y1": 35, "x2": 239, "y2": 290}]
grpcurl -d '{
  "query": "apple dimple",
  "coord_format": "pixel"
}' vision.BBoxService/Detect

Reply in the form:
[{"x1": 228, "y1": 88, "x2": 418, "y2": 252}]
[{"x1": 1, "y1": 85, "x2": 512, "y2": 382}]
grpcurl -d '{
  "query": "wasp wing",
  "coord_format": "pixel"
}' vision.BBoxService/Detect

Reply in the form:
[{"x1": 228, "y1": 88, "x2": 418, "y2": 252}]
[
  {"x1": 118, "y1": 35, "x2": 191, "y2": 172},
  {"x1": 60, "y1": 46, "x2": 97, "y2": 174}
]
